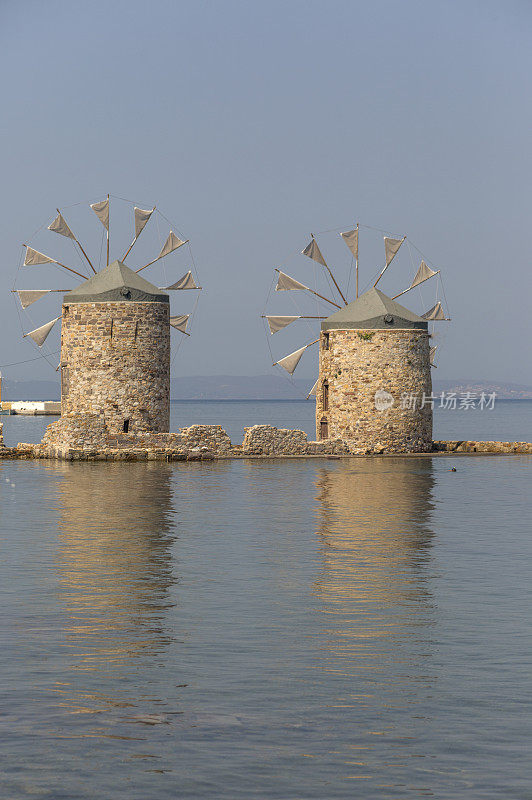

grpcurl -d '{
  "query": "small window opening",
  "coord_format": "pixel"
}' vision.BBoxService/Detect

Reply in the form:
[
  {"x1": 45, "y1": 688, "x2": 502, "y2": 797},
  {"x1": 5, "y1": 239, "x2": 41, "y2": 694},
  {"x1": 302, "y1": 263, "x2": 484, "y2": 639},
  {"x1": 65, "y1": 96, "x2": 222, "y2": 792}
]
[
  {"x1": 323, "y1": 332, "x2": 329, "y2": 350},
  {"x1": 123, "y1": 419, "x2": 130, "y2": 433},
  {"x1": 322, "y1": 380, "x2": 329, "y2": 411},
  {"x1": 320, "y1": 417, "x2": 328, "y2": 440}
]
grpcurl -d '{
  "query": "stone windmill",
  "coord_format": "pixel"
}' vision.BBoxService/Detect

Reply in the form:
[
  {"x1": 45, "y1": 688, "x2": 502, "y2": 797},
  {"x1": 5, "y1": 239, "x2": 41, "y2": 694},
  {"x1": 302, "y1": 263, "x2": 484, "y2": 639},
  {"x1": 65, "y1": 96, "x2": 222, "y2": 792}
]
[
  {"x1": 15, "y1": 197, "x2": 201, "y2": 436},
  {"x1": 264, "y1": 227, "x2": 450, "y2": 452}
]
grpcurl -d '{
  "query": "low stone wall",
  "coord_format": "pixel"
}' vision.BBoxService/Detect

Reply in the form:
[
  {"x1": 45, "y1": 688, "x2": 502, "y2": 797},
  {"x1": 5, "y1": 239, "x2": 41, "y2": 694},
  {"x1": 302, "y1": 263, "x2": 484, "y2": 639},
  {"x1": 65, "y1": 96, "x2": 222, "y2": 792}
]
[
  {"x1": 433, "y1": 440, "x2": 532, "y2": 454},
  {"x1": 241, "y1": 425, "x2": 349, "y2": 456},
  {"x1": 0, "y1": 416, "x2": 531, "y2": 461}
]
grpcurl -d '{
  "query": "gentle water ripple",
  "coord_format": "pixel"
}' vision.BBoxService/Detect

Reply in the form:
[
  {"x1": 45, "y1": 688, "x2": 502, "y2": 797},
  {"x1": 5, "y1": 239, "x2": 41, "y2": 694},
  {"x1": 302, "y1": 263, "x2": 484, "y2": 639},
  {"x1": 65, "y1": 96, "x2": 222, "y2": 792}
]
[{"x1": 1, "y1": 454, "x2": 531, "y2": 798}]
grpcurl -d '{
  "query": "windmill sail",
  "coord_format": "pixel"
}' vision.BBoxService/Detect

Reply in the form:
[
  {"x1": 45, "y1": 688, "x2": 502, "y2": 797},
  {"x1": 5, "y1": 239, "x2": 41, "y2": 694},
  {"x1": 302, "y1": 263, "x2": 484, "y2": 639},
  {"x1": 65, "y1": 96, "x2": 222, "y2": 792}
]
[
  {"x1": 301, "y1": 238, "x2": 327, "y2": 267},
  {"x1": 422, "y1": 301, "x2": 447, "y2": 320},
  {"x1": 411, "y1": 260, "x2": 438, "y2": 289},
  {"x1": 24, "y1": 316, "x2": 60, "y2": 347},
  {"x1": 90, "y1": 198, "x2": 109, "y2": 230},
  {"x1": 24, "y1": 247, "x2": 55, "y2": 266},
  {"x1": 266, "y1": 315, "x2": 300, "y2": 334},
  {"x1": 48, "y1": 212, "x2": 75, "y2": 240},
  {"x1": 134, "y1": 207, "x2": 154, "y2": 238},
  {"x1": 158, "y1": 231, "x2": 186, "y2": 259},
  {"x1": 165, "y1": 271, "x2": 198, "y2": 290},
  {"x1": 275, "y1": 271, "x2": 309, "y2": 291},
  {"x1": 275, "y1": 345, "x2": 308, "y2": 374},
  {"x1": 429, "y1": 345, "x2": 437, "y2": 366},
  {"x1": 393, "y1": 260, "x2": 440, "y2": 299},
  {"x1": 170, "y1": 314, "x2": 190, "y2": 333},
  {"x1": 307, "y1": 378, "x2": 319, "y2": 398},
  {"x1": 340, "y1": 228, "x2": 358, "y2": 259},
  {"x1": 384, "y1": 236, "x2": 404, "y2": 267},
  {"x1": 16, "y1": 289, "x2": 51, "y2": 309}
]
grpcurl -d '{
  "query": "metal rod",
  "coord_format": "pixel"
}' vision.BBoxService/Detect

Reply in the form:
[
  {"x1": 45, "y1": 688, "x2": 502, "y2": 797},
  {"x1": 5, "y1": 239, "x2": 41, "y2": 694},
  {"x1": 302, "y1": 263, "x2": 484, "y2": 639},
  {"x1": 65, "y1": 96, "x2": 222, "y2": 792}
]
[
  {"x1": 273, "y1": 339, "x2": 319, "y2": 366},
  {"x1": 273, "y1": 269, "x2": 340, "y2": 308},
  {"x1": 392, "y1": 271, "x2": 440, "y2": 300},
  {"x1": 22, "y1": 246, "x2": 86, "y2": 280},
  {"x1": 11, "y1": 289, "x2": 70, "y2": 292},
  {"x1": 260, "y1": 315, "x2": 326, "y2": 319},
  {"x1": 57, "y1": 209, "x2": 96, "y2": 273},
  {"x1": 136, "y1": 240, "x2": 190, "y2": 274},
  {"x1": 122, "y1": 205, "x2": 155, "y2": 263},
  {"x1": 312, "y1": 234, "x2": 348, "y2": 305},
  {"x1": 374, "y1": 236, "x2": 406, "y2": 288},
  {"x1": 106, "y1": 194, "x2": 110, "y2": 267},
  {"x1": 356, "y1": 222, "x2": 359, "y2": 298},
  {"x1": 121, "y1": 236, "x2": 138, "y2": 263}
]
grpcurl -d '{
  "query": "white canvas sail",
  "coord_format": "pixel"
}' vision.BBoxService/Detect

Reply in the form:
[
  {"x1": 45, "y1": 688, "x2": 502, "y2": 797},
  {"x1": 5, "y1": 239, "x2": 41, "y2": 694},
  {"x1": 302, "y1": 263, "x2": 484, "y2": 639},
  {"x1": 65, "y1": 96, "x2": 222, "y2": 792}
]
[
  {"x1": 275, "y1": 271, "x2": 309, "y2": 291},
  {"x1": 307, "y1": 378, "x2": 319, "y2": 398},
  {"x1": 48, "y1": 212, "x2": 75, "y2": 240},
  {"x1": 266, "y1": 315, "x2": 300, "y2": 334},
  {"x1": 165, "y1": 271, "x2": 198, "y2": 290},
  {"x1": 24, "y1": 247, "x2": 56, "y2": 266},
  {"x1": 134, "y1": 206, "x2": 154, "y2": 238},
  {"x1": 169, "y1": 314, "x2": 190, "y2": 333},
  {"x1": 90, "y1": 198, "x2": 109, "y2": 230},
  {"x1": 340, "y1": 228, "x2": 358, "y2": 259},
  {"x1": 24, "y1": 316, "x2": 60, "y2": 347},
  {"x1": 422, "y1": 301, "x2": 446, "y2": 320},
  {"x1": 411, "y1": 260, "x2": 438, "y2": 289},
  {"x1": 158, "y1": 231, "x2": 186, "y2": 259},
  {"x1": 384, "y1": 236, "x2": 404, "y2": 267},
  {"x1": 301, "y1": 238, "x2": 327, "y2": 267},
  {"x1": 429, "y1": 345, "x2": 437, "y2": 366},
  {"x1": 275, "y1": 345, "x2": 307, "y2": 374},
  {"x1": 16, "y1": 289, "x2": 51, "y2": 309}
]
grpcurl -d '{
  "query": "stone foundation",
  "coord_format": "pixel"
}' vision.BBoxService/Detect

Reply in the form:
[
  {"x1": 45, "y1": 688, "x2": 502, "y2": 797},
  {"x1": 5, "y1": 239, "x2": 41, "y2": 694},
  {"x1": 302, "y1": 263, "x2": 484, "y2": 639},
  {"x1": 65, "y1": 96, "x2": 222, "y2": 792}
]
[{"x1": 1, "y1": 417, "x2": 530, "y2": 461}]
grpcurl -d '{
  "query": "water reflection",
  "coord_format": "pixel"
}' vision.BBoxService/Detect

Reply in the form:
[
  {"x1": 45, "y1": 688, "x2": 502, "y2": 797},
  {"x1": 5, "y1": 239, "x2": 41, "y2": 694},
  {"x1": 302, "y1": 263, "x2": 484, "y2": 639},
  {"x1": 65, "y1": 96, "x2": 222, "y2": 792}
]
[
  {"x1": 52, "y1": 462, "x2": 177, "y2": 720},
  {"x1": 313, "y1": 459, "x2": 436, "y2": 675}
]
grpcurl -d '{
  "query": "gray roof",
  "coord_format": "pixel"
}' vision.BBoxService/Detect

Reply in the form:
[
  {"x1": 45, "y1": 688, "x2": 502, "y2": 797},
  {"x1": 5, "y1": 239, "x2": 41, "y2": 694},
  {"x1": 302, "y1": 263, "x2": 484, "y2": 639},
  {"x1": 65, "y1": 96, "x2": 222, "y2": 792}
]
[
  {"x1": 64, "y1": 260, "x2": 169, "y2": 303},
  {"x1": 321, "y1": 287, "x2": 427, "y2": 331}
]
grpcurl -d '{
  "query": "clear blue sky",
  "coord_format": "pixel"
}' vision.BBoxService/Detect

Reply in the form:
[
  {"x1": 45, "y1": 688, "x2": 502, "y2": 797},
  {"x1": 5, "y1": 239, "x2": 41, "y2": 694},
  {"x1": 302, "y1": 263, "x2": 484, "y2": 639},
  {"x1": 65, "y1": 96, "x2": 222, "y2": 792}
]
[{"x1": 1, "y1": 0, "x2": 531, "y2": 384}]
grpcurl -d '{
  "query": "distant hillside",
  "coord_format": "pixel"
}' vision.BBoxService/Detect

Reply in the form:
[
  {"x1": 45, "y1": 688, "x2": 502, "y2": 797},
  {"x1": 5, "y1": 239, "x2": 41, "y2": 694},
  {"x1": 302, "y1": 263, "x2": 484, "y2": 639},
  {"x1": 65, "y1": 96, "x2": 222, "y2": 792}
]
[
  {"x1": 3, "y1": 375, "x2": 531, "y2": 402},
  {"x1": 2, "y1": 379, "x2": 60, "y2": 401},
  {"x1": 171, "y1": 375, "x2": 532, "y2": 400}
]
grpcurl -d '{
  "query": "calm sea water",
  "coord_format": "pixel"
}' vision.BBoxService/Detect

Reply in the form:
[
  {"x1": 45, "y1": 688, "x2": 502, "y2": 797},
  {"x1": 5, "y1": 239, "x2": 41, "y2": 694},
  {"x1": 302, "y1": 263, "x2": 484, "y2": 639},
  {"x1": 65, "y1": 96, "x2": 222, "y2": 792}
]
[{"x1": 1, "y1": 403, "x2": 531, "y2": 799}]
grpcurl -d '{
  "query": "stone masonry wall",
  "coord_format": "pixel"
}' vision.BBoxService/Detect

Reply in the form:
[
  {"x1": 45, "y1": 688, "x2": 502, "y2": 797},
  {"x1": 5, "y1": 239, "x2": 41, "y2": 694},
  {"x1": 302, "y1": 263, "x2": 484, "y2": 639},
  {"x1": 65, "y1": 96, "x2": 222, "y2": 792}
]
[
  {"x1": 60, "y1": 301, "x2": 170, "y2": 434},
  {"x1": 317, "y1": 329, "x2": 433, "y2": 453},
  {"x1": 241, "y1": 425, "x2": 349, "y2": 455}
]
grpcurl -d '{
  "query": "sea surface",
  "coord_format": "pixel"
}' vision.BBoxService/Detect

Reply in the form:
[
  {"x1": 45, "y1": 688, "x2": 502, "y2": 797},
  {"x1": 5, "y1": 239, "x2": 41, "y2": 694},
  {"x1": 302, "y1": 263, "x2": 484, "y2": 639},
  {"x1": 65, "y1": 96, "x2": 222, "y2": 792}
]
[{"x1": 1, "y1": 401, "x2": 531, "y2": 799}]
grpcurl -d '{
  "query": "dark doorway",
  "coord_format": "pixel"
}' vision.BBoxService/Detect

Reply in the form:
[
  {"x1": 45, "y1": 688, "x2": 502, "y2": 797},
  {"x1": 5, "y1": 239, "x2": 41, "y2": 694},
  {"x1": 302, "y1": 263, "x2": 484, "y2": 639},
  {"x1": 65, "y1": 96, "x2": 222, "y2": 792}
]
[
  {"x1": 320, "y1": 417, "x2": 328, "y2": 439},
  {"x1": 123, "y1": 419, "x2": 130, "y2": 433}
]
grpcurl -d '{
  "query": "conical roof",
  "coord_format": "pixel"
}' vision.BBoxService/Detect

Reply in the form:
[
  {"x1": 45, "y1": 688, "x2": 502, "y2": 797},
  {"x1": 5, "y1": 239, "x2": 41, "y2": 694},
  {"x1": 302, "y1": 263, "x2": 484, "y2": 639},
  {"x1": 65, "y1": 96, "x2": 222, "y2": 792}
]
[
  {"x1": 64, "y1": 260, "x2": 169, "y2": 303},
  {"x1": 321, "y1": 287, "x2": 427, "y2": 331}
]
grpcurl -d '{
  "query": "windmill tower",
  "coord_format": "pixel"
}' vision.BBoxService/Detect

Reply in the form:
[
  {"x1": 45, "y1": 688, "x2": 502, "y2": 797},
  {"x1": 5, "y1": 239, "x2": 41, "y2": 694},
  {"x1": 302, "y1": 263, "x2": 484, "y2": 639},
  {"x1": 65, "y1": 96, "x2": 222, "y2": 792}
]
[
  {"x1": 16, "y1": 197, "x2": 200, "y2": 440},
  {"x1": 60, "y1": 262, "x2": 171, "y2": 434},
  {"x1": 264, "y1": 226, "x2": 449, "y2": 453},
  {"x1": 316, "y1": 288, "x2": 432, "y2": 452}
]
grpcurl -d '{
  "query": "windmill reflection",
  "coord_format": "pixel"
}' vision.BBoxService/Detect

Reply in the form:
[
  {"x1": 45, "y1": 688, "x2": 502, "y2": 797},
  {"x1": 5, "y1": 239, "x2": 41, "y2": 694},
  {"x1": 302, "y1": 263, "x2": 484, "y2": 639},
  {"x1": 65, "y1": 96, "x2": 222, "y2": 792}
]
[
  {"x1": 313, "y1": 459, "x2": 436, "y2": 676},
  {"x1": 52, "y1": 462, "x2": 176, "y2": 715}
]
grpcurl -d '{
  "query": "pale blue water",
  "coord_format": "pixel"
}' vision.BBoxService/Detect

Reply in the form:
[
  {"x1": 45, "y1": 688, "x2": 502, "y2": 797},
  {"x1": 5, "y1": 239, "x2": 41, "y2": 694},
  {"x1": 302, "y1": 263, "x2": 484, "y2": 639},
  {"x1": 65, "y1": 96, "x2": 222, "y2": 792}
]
[{"x1": 0, "y1": 402, "x2": 531, "y2": 799}]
